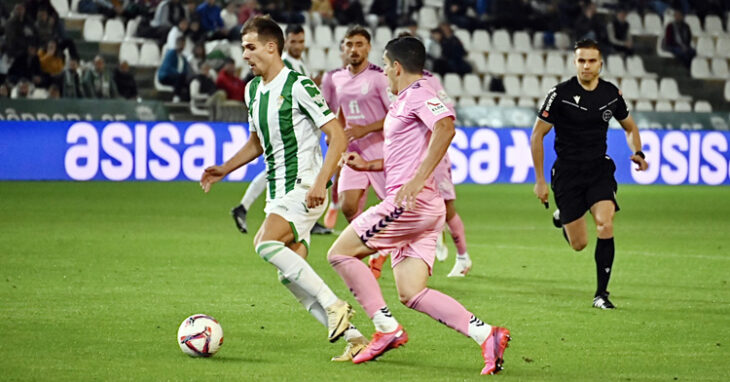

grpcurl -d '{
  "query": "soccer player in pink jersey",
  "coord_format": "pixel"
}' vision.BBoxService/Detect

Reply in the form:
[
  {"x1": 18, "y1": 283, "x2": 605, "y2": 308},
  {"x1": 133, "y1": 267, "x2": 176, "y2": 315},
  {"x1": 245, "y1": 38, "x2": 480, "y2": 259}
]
[{"x1": 326, "y1": 36, "x2": 511, "y2": 375}]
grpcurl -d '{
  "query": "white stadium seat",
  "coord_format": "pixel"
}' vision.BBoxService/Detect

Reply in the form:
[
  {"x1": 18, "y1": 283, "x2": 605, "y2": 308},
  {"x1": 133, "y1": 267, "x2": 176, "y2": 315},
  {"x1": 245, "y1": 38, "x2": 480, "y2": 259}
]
[
  {"x1": 518, "y1": 97, "x2": 536, "y2": 109},
  {"x1": 497, "y1": 97, "x2": 516, "y2": 107},
  {"x1": 619, "y1": 78, "x2": 639, "y2": 100},
  {"x1": 532, "y1": 31, "x2": 545, "y2": 50},
  {"x1": 674, "y1": 100, "x2": 692, "y2": 112},
  {"x1": 471, "y1": 30, "x2": 491, "y2": 53},
  {"x1": 639, "y1": 78, "x2": 659, "y2": 100},
  {"x1": 540, "y1": 75, "x2": 559, "y2": 95},
  {"x1": 313, "y1": 25, "x2": 333, "y2": 48},
  {"x1": 83, "y1": 18, "x2": 104, "y2": 42},
  {"x1": 486, "y1": 53, "x2": 506, "y2": 75},
  {"x1": 635, "y1": 100, "x2": 653, "y2": 111},
  {"x1": 491, "y1": 29, "x2": 512, "y2": 52},
  {"x1": 512, "y1": 31, "x2": 531, "y2": 52},
  {"x1": 374, "y1": 26, "x2": 392, "y2": 45},
  {"x1": 521, "y1": 75, "x2": 542, "y2": 99},
  {"x1": 458, "y1": 96, "x2": 477, "y2": 107},
  {"x1": 695, "y1": 36, "x2": 715, "y2": 58},
  {"x1": 103, "y1": 19, "x2": 125, "y2": 42},
  {"x1": 468, "y1": 52, "x2": 487, "y2": 74},
  {"x1": 139, "y1": 41, "x2": 161, "y2": 67},
  {"x1": 725, "y1": 81, "x2": 730, "y2": 102},
  {"x1": 154, "y1": 69, "x2": 174, "y2": 93},
  {"x1": 643, "y1": 13, "x2": 663, "y2": 35},
  {"x1": 626, "y1": 55, "x2": 654, "y2": 78},
  {"x1": 325, "y1": 47, "x2": 342, "y2": 70},
  {"x1": 684, "y1": 14, "x2": 703, "y2": 36},
  {"x1": 658, "y1": 78, "x2": 683, "y2": 101},
  {"x1": 505, "y1": 52, "x2": 525, "y2": 75},
  {"x1": 694, "y1": 100, "x2": 712, "y2": 112},
  {"x1": 418, "y1": 7, "x2": 438, "y2": 29},
  {"x1": 443, "y1": 73, "x2": 463, "y2": 97},
  {"x1": 503, "y1": 75, "x2": 521, "y2": 96},
  {"x1": 333, "y1": 25, "x2": 348, "y2": 45},
  {"x1": 462, "y1": 74, "x2": 483, "y2": 97},
  {"x1": 626, "y1": 11, "x2": 643, "y2": 34},
  {"x1": 715, "y1": 37, "x2": 730, "y2": 59},
  {"x1": 479, "y1": 96, "x2": 496, "y2": 106},
  {"x1": 454, "y1": 28, "x2": 472, "y2": 51},
  {"x1": 525, "y1": 53, "x2": 545, "y2": 75},
  {"x1": 704, "y1": 15, "x2": 724, "y2": 36},
  {"x1": 118, "y1": 42, "x2": 139, "y2": 66},
  {"x1": 50, "y1": 0, "x2": 69, "y2": 17},
  {"x1": 554, "y1": 32, "x2": 571, "y2": 50},
  {"x1": 655, "y1": 100, "x2": 673, "y2": 112},
  {"x1": 545, "y1": 53, "x2": 564, "y2": 75},
  {"x1": 690, "y1": 57, "x2": 712, "y2": 79},
  {"x1": 606, "y1": 55, "x2": 626, "y2": 77},
  {"x1": 711, "y1": 58, "x2": 729, "y2": 79},
  {"x1": 307, "y1": 47, "x2": 327, "y2": 71},
  {"x1": 125, "y1": 18, "x2": 142, "y2": 41}
]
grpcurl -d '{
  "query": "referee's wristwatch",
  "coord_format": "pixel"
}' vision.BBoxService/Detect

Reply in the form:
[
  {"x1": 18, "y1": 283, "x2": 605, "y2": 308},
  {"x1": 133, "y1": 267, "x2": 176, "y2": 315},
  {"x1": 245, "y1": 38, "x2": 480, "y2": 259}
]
[{"x1": 634, "y1": 150, "x2": 645, "y2": 159}]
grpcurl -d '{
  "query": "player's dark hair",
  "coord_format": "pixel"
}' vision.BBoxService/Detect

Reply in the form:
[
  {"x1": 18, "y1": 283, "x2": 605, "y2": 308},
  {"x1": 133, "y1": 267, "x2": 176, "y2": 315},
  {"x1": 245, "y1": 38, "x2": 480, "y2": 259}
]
[
  {"x1": 240, "y1": 15, "x2": 284, "y2": 56},
  {"x1": 344, "y1": 25, "x2": 371, "y2": 43},
  {"x1": 285, "y1": 23, "x2": 304, "y2": 36},
  {"x1": 384, "y1": 36, "x2": 425, "y2": 74},
  {"x1": 573, "y1": 38, "x2": 602, "y2": 56}
]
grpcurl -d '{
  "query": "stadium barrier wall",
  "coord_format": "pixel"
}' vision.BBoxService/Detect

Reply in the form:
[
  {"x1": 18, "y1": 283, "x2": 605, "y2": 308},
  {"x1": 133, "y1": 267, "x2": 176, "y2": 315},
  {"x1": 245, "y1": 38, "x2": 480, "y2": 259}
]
[
  {"x1": 0, "y1": 99, "x2": 169, "y2": 121},
  {"x1": 1, "y1": 121, "x2": 729, "y2": 185}
]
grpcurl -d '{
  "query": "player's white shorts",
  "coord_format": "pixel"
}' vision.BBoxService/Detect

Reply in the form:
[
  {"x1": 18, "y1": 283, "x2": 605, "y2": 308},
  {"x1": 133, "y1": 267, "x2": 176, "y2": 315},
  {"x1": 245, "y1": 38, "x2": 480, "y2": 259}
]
[{"x1": 264, "y1": 185, "x2": 327, "y2": 249}]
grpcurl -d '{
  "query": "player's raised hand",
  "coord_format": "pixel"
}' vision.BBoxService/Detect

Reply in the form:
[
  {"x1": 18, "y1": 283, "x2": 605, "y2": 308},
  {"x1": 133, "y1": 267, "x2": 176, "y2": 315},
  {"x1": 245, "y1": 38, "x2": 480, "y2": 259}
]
[
  {"x1": 534, "y1": 180, "x2": 549, "y2": 206},
  {"x1": 344, "y1": 123, "x2": 367, "y2": 142},
  {"x1": 395, "y1": 178, "x2": 425, "y2": 211},
  {"x1": 305, "y1": 184, "x2": 326, "y2": 208},
  {"x1": 200, "y1": 165, "x2": 226, "y2": 193},
  {"x1": 630, "y1": 154, "x2": 648, "y2": 171}
]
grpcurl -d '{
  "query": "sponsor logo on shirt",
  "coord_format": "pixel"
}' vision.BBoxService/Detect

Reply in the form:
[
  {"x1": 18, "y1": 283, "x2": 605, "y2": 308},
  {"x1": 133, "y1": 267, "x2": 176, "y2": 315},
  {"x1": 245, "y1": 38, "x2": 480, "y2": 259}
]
[
  {"x1": 573, "y1": 95, "x2": 580, "y2": 104},
  {"x1": 426, "y1": 97, "x2": 448, "y2": 116},
  {"x1": 602, "y1": 109, "x2": 613, "y2": 121},
  {"x1": 542, "y1": 110, "x2": 549, "y2": 118}
]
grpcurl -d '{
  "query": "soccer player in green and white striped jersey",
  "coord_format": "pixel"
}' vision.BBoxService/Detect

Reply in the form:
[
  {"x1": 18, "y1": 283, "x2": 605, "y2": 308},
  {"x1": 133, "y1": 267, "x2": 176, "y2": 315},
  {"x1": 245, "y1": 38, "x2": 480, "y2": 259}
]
[
  {"x1": 200, "y1": 15, "x2": 368, "y2": 361},
  {"x1": 230, "y1": 23, "x2": 333, "y2": 235}
]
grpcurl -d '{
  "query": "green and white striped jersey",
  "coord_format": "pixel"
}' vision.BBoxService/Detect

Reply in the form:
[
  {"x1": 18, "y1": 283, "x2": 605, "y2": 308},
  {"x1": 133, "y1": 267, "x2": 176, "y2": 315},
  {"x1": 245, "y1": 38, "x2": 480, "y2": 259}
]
[
  {"x1": 245, "y1": 67, "x2": 335, "y2": 200},
  {"x1": 282, "y1": 52, "x2": 308, "y2": 76}
]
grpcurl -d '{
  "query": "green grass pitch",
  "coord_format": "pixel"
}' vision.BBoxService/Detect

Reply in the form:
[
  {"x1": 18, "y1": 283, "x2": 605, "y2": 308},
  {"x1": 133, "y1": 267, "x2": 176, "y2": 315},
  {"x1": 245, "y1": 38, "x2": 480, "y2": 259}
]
[{"x1": 1, "y1": 182, "x2": 729, "y2": 381}]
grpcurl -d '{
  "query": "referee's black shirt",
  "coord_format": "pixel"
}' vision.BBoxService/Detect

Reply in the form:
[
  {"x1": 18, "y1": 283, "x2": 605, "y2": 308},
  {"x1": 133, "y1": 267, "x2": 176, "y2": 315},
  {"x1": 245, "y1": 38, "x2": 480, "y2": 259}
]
[{"x1": 537, "y1": 76, "x2": 629, "y2": 162}]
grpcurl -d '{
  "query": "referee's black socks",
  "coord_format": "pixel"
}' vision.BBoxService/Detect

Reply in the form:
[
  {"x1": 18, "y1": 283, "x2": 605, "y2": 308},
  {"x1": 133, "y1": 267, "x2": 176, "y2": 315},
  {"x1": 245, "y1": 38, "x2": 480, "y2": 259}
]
[{"x1": 594, "y1": 237, "x2": 615, "y2": 297}]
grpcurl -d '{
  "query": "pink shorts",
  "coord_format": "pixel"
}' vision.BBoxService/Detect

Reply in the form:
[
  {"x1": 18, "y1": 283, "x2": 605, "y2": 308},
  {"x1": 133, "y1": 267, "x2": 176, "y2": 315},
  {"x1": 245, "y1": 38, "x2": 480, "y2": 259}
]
[
  {"x1": 352, "y1": 195, "x2": 445, "y2": 275},
  {"x1": 433, "y1": 154, "x2": 456, "y2": 201},
  {"x1": 337, "y1": 165, "x2": 386, "y2": 200}
]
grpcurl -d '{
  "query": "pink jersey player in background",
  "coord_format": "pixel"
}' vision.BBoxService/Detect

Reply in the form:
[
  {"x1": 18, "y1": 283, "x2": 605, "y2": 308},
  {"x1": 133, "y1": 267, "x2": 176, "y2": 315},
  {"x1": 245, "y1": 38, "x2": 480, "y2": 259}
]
[
  {"x1": 326, "y1": 36, "x2": 511, "y2": 375},
  {"x1": 321, "y1": 26, "x2": 392, "y2": 278}
]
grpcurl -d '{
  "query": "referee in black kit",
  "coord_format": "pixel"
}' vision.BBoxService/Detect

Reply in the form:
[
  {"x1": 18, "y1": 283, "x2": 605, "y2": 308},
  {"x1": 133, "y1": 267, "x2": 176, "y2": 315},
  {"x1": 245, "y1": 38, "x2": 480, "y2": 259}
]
[{"x1": 530, "y1": 39, "x2": 649, "y2": 309}]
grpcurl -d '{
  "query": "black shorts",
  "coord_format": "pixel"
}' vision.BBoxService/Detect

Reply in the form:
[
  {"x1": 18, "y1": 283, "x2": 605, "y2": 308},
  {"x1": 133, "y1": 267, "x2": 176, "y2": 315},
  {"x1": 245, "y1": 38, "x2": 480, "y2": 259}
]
[{"x1": 550, "y1": 156, "x2": 620, "y2": 225}]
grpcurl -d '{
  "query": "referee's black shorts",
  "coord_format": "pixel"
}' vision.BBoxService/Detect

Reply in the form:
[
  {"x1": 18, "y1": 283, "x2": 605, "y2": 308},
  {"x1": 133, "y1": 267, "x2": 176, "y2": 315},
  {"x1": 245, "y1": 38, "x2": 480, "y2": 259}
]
[{"x1": 550, "y1": 155, "x2": 620, "y2": 225}]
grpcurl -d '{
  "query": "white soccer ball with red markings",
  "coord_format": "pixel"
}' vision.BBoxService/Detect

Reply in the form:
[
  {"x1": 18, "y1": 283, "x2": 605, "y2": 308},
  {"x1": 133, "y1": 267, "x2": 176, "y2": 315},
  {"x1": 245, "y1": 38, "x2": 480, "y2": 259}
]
[{"x1": 177, "y1": 314, "x2": 224, "y2": 357}]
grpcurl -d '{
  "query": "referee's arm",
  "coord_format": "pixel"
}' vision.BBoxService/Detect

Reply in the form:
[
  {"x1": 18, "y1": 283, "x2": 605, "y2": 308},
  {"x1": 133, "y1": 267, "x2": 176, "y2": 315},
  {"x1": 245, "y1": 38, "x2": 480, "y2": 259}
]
[
  {"x1": 617, "y1": 115, "x2": 649, "y2": 171},
  {"x1": 530, "y1": 118, "x2": 554, "y2": 204}
]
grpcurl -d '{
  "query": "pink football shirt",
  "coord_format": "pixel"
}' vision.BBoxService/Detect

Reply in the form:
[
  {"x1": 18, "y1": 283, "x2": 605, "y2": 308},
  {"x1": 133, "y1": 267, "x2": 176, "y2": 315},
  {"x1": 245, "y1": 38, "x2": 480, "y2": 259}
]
[
  {"x1": 422, "y1": 70, "x2": 455, "y2": 113},
  {"x1": 329, "y1": 63, "x2": 391, "y2": 161},
  {"x1": 383, "y1": 78, "x2": 454, "y2": 207}
]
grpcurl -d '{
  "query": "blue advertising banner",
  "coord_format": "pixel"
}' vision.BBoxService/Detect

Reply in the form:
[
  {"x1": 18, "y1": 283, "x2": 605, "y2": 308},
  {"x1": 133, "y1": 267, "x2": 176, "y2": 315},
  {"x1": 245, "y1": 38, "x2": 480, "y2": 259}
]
[{"x1": 1, "y1": 121, "x2": 729, "y2": 185}]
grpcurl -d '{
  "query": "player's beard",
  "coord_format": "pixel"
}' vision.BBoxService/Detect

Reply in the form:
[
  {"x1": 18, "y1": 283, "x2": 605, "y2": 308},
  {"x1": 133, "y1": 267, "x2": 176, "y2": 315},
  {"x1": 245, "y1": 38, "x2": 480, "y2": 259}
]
[{"x1": 349, "y1": 55, "x2": 363, "y2": 67}]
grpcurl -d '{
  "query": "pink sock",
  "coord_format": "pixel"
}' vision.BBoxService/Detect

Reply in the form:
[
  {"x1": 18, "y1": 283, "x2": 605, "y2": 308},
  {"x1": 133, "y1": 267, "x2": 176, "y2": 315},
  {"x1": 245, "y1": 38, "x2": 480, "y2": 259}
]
[
  {"x1": 447, "y1": 214, "x2": 468, "y2": 255},
  {"x1": 405, "y1": 288, "x2": 471, "y2": 337},
  {"x1": 329, "y1": 254, "x2": 386, "y2": 318}
]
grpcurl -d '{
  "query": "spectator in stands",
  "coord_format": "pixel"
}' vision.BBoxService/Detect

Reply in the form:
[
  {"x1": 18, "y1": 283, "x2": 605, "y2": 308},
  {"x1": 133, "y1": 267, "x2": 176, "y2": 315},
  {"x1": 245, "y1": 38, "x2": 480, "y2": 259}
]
[
  {"x1": 47, "y1": 83, "x2": 60, "y2": 98},
  {"x1": 261, "y1": 0, "x2": 307, "y2": 24},
  {"x1": 663, "y1": 9, "x2": 695, "y2": 69},
  {"x1": 187, "y1": 42, "x2": 207, "y2": 73},
  {"x1": 310, "y1": 0, "x2": 335, "y2": 26},
  {"x1": 11, "y1": 78, "x2": 33, "y2": 98},
  {"x1": 607, "y1": 8, "x2": 633, "y2": 56},
  {"x1": 491, "y1": 0, "x2": 533, "y2": 31},
  {"x1": 188, "y1": 18, "x2": 207, "y2": 44},
  {"x1": 38, "y1": 39, "x2": 64, "y2": 86},
  {"x1": 8, "y1": 44, "x2": 43, "y2": 87},
  {"x1": 220, "y1": 0, "x2": 241, "y2": 37},
  {"x1": 215, "y1": 57, "x2": 244, "y2": 101},
  {"x1": 439, "y1": 22, "x2": 471, "y2": 75},
  {"x1": 35, "y1": 8, "x2": 80, "y2": 60},
  {"x1": 445, "y1": 0, "x2": 478, "y2": 31},
  {"x1": 5, "y1": 4, "x2": 36, "y2": 59},
  {"x1": 114, "y1": 60, "x2": 139, "y2": 99},
  {"x1": 425, "y1": 27, "x2": 447, "y2": 75},
  {"x1": 368, "y1": 0, "x2": 399, "y2": 29},
  {"x1": 165, "y1": 18, "x2": 189, "y2": 53},
  {"x1": 332, "y1": 0, "x2": 366, "y2": 26},
  {"x1": 62, "y1": 59, "x2": 84, "y2": 98},
  {"x1": 77, "y1": 0, "x2": 124, "y2": 18},
  {"x1": 237, "y1": 0, "x2": 261, "y2": 24},
  {"x1": 158, "y1": 36, "x2": 190, "y2": 101},
  {"x1": 191, "y1": 60, "x2": 227, "y2": 109},
  {"x1": 150, "y1": 0, "x2": 185, "y2": 41},
  {"x1": 574, "y1": 2, "x2": 607, "y2": 47},
  {"x1": 83, "y1": 55, "x2": 118, "y2": 98},
  {"x1": 196, "y1": 0, "x2": 228, "y2": 40},
  {"x1": 0, "y1": 82, "x2": 9, "y2": 98},
  {"x1": 24, "y1": 0, "x2": 60, "y2": 21}
]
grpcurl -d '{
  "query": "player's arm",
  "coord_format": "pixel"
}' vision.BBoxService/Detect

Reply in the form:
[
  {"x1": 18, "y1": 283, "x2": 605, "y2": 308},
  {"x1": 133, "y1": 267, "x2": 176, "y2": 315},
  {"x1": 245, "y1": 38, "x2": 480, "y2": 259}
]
[
  {"x1": 618, "y1": 115, "x2": 648, "y2": 171},
  {"x1": 310, "y1": 119, "x2": 346, "y2": 207},
  {"x1": 396, "y1": 116, "x2": 455, "y2": 210},
  {"x1": 200, "y1": 133, "x2": 263, "y2": 193},
  {"x1": 530, "y1": 118, "x2": 554, "y2": 205},
  {"x1": 340, "y1": 152, "x2": 383, "y2": 171},
  {"x1": 345, "y1": 118, "x2": 385, "y2": 141}
]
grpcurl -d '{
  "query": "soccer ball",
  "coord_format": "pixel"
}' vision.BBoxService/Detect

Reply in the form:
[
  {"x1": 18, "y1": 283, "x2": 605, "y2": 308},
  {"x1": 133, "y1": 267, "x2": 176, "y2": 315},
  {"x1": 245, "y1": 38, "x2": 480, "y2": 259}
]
[{"x1": 177, "y1": 314, "x2": 224, "y2": 357}]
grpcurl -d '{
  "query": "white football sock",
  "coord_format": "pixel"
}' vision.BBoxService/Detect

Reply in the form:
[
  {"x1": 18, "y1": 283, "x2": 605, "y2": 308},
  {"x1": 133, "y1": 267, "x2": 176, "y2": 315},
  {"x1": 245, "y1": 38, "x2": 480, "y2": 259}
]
[
  {"x1": 277, "y1": 271, "x2": 327, "y2": 326},
  {"x1": 240, "y1": 171, "x2": 268, "y2": 210},
  {"x1": 457, "y1": 252, "x2": 471, "y2": 261},
  {"x1": 372, "y1": 306, "x2": 399, "y2": 333},
  {"x1": 467, "y1": 315, "x2": 492, "y2": 345},
  {"x1": 257, "y1": 241, "x2": 338, "y2": 309}
]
